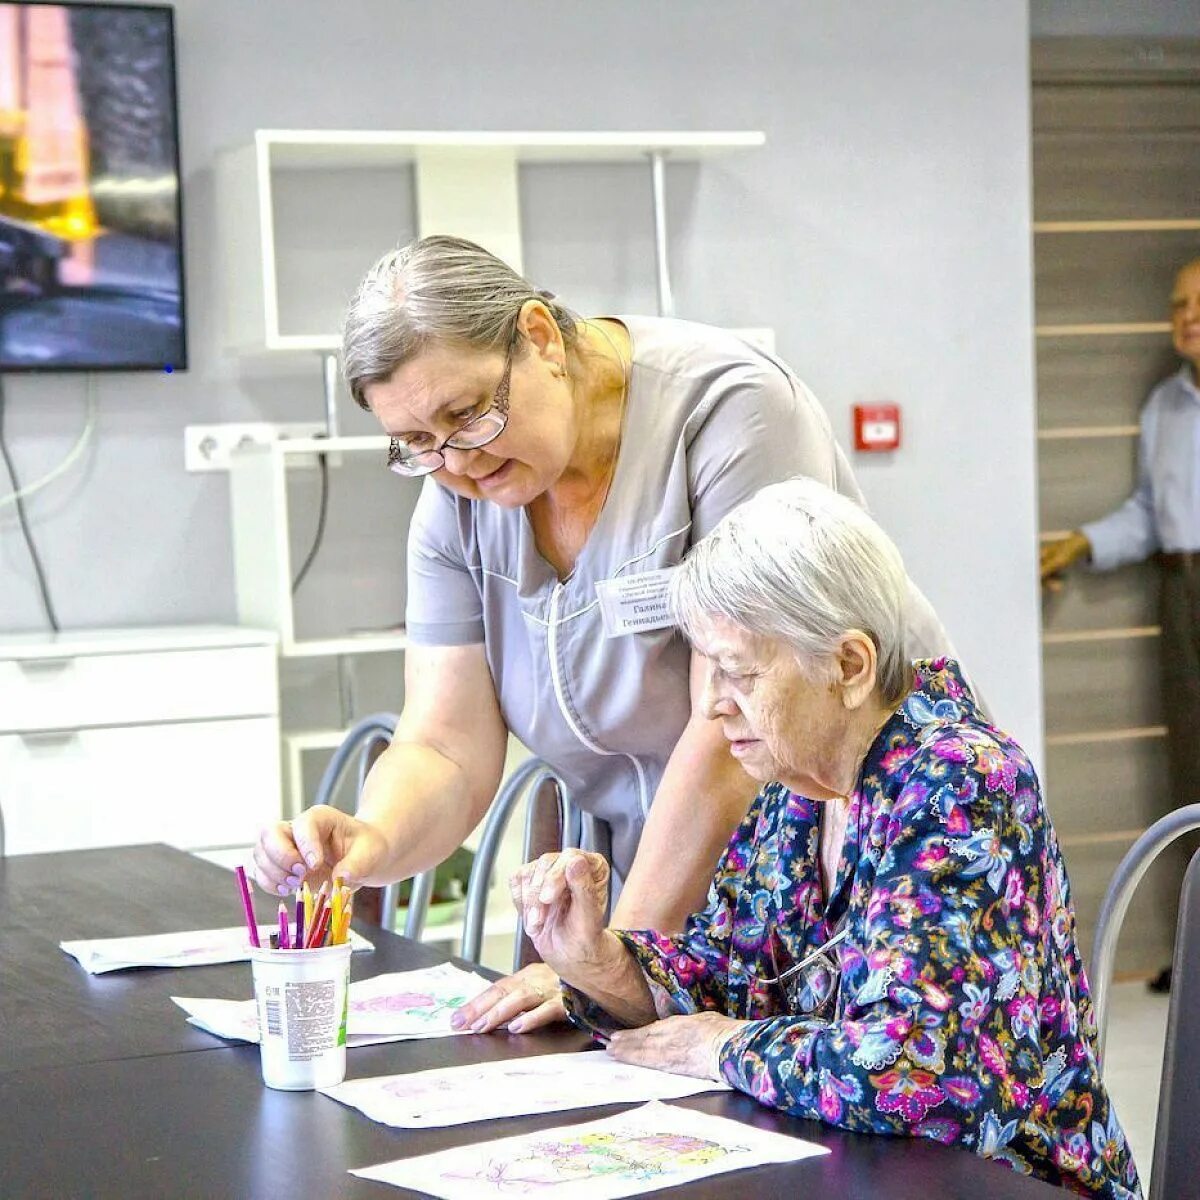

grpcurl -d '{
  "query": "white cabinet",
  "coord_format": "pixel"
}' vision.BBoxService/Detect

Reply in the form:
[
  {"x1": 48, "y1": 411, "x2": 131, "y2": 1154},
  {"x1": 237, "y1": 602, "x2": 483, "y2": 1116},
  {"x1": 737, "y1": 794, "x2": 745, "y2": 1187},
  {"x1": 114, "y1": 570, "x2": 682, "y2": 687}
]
[{"x1": 0, "y1": 627, "x2": 281, "y2": 856}]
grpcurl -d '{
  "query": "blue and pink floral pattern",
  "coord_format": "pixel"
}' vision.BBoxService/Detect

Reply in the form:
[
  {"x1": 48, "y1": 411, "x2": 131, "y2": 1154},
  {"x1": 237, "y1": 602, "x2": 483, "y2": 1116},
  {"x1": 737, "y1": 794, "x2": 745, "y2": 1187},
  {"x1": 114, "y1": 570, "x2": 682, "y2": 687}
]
[{"x1": 564, "y1": 659, "x2": 1140, "y2": 1197}]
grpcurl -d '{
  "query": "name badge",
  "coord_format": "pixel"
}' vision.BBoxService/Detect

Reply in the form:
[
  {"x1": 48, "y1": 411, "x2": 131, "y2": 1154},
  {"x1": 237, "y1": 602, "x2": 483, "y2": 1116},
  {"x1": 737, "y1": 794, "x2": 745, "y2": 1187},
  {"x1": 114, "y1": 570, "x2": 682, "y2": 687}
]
[{"x1": 595, "y1": 567, "x2": 678, "y2": 638}]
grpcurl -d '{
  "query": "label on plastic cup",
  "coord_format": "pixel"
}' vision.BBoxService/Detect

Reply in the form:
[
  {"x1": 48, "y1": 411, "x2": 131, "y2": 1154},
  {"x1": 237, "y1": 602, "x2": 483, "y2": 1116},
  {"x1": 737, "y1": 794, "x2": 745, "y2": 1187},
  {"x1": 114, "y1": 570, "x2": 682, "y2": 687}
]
[{"x1": 249, "y1": 941, "x2": 352, "y2": 1091}]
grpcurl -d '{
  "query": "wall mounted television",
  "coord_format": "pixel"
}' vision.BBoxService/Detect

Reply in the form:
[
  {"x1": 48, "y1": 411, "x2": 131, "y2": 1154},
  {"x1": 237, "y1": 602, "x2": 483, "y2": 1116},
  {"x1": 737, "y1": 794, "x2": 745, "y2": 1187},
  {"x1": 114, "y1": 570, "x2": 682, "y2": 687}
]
[{"x1": 0, "y1": 1, "x2": 186, "y2": 372}]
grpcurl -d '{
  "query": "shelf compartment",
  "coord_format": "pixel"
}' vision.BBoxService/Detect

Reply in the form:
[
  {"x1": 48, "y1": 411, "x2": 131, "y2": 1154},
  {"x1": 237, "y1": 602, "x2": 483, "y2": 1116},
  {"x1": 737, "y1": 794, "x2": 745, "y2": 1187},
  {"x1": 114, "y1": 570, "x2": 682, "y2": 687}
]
[{"x1": 217, "y1": 128, "x2": 765, "y2": 353}]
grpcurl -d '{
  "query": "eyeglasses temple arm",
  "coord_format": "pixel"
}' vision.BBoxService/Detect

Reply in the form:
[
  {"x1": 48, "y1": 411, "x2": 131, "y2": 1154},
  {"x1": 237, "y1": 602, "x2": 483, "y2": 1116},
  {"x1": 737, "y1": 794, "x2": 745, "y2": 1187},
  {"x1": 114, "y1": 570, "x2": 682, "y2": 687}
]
[{"x1": 770, "y1": 925, "x2": 852, "y2": 985}]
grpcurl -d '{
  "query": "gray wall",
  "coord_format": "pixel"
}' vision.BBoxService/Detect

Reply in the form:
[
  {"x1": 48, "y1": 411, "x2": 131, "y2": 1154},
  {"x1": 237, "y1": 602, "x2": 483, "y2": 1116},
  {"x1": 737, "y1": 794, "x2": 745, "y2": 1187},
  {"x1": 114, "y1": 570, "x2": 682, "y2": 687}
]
[{"x1": 0, "y1": 1, "x2": 1043, "y2": 762}]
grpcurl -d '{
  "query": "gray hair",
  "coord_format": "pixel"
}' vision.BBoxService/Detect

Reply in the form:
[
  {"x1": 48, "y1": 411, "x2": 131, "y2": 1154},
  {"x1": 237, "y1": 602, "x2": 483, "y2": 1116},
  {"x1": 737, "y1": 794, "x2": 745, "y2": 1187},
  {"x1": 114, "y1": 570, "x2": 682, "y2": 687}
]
[
  {"x1": 670, "y1": 477, "x2": 911, "y2": 704},
  {"x1": 341, "y1": 235, "x2": 580, "y2": 410}
]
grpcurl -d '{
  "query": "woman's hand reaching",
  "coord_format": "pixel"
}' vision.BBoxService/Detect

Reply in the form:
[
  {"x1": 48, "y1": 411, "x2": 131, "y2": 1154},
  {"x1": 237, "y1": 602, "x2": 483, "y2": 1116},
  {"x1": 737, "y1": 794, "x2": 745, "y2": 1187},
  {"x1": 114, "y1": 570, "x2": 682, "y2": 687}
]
[{"x1": 250, "y1": 805, "x2": 391, "y2": 895}]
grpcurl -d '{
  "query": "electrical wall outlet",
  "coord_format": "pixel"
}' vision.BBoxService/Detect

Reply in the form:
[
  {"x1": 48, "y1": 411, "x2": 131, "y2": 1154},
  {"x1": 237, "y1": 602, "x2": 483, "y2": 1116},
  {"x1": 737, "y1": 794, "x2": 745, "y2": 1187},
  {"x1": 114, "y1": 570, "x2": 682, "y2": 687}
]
[{"x1": 184, "y1": 422, "x2": 330, "y2": 472}]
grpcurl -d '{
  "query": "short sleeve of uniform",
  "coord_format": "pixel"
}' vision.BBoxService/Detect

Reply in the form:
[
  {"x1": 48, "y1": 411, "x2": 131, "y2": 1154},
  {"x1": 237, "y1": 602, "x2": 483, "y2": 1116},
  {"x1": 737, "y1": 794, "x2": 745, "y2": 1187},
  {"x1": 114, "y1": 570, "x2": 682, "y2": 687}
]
[
  {"x1": 405, "y1": 478, "x2": 485, "y2": 646},
  {"x1": 686, "y1": 357, "x2": 857, "y2": 542}
]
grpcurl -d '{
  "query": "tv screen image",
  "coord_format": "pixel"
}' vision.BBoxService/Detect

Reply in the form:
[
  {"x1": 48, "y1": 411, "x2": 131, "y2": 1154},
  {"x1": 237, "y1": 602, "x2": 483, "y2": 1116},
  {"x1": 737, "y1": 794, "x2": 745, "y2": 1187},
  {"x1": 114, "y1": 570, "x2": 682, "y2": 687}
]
[{"x1": 0, "y1": 1, "x2": 185, "y2": 371}]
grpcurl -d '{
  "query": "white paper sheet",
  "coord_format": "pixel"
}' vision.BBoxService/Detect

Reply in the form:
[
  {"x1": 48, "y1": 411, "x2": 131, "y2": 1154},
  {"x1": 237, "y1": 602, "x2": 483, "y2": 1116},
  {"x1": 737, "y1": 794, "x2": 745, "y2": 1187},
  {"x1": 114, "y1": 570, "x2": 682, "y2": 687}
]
[
  {"x1": 60, "y1": 925, "x2": 374, "y2": 974},
  {"x1": 322, "y1": 1050, "x2": 729, "y2": 1128},
  {"x1": 173, "y1": 962, "x2": 493, "y2": 1045},
  {"x1": 350, "y1": 1100, "x2": 829, "y2": 1199}
]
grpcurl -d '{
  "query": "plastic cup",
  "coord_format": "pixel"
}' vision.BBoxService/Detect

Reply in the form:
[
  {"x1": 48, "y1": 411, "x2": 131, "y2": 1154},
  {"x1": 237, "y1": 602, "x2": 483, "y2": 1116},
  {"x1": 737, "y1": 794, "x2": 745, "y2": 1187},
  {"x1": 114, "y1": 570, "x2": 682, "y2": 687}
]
[{"x1": 248, "y1": 942, "x2": 352, "y2": 1090}]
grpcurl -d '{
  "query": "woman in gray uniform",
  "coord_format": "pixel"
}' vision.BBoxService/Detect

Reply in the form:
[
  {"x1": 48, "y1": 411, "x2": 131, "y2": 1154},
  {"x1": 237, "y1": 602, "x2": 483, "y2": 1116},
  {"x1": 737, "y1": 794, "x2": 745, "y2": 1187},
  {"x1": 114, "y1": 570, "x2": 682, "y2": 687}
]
[{"x1": 251, "y1": 235, "x2": 953, "y2": 1032}]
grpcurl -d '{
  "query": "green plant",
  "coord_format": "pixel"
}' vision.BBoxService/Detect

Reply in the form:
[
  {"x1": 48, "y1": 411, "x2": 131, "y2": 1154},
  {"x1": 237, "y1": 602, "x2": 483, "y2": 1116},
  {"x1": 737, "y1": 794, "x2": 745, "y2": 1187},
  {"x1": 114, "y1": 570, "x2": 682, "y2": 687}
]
[{"x1": 396, "y1": 845, "x2": 475, "y2": 907}]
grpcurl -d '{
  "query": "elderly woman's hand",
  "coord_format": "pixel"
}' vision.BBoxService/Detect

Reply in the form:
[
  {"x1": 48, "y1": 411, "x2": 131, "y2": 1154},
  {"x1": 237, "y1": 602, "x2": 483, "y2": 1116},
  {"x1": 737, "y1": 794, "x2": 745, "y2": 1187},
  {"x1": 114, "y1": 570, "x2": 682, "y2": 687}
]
[
  {"x1": 509, "y1": 849, "x2": 610, "y2": 977},
  {"x1": 449, "y1": 962, "x2": 567, "y2": 1034},
  {"x1": 608, "y1": 1012, "x2": 745, "y2": 1081}
]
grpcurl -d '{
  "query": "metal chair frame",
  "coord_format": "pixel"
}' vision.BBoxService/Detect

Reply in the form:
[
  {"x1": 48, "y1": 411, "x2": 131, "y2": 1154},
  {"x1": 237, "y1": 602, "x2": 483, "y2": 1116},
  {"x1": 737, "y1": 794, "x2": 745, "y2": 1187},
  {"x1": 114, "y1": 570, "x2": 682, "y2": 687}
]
[
  {"x1": 311, "y1": 721, "x2": 576, "y2": 970},
  {"x1": 401, "y1": 756, "x2": 577, "y2": 971},
  {"x1": 1090, "y1": 803, "x2": 1200, "y2": 1062},
  {"x1": 1089, "y1": 803, "x2": 1200, "y2": 1200},
  {"x1": 311, "y1": 713, "x2": 399, "y2": 816}
]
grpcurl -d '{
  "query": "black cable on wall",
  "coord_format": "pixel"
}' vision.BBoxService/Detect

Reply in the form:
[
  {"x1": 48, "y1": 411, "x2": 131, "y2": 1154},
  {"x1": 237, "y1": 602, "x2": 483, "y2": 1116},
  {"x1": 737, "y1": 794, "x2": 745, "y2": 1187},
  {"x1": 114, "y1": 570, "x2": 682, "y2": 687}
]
[
  {"x1": 0, "y1": 375, "x2": 61, "y2": 632},
  {"x1": 291, "y1": 451, "x2": 329, "y2": 595}
]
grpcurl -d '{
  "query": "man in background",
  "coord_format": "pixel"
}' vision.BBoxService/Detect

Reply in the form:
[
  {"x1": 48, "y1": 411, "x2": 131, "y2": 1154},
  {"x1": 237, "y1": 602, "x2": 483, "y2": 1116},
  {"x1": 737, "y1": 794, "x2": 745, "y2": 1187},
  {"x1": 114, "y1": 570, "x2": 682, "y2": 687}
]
[{"x1": 1041, "y1": 257, "x2": 1200, "y2": 993}]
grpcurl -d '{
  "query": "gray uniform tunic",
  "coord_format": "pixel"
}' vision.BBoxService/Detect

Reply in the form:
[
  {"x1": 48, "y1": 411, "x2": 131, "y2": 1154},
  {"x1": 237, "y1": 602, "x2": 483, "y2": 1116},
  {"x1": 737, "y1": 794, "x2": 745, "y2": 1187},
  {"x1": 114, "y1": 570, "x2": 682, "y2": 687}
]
[{"x1": 406, "y1": 317, "x2": 951, "y2": 892}]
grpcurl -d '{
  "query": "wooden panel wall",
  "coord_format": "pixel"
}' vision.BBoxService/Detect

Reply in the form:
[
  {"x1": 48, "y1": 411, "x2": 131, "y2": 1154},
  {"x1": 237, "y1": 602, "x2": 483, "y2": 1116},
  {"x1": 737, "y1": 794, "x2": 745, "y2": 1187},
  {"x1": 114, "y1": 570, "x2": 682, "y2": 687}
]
[{"x1": 1032, "y1": 37, "x2": 1200, "y2": 977}]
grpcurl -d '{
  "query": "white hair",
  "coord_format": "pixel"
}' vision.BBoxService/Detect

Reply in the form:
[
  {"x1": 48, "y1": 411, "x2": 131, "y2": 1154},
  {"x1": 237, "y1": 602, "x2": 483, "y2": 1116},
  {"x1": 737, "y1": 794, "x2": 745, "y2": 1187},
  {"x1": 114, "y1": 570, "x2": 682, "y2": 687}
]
[
  {"x1": 670, "y1": 477, "x2": 911, "y2": 703},
  {"x1": 341, "y1": 235, "x2": 579, "y2": 410}
]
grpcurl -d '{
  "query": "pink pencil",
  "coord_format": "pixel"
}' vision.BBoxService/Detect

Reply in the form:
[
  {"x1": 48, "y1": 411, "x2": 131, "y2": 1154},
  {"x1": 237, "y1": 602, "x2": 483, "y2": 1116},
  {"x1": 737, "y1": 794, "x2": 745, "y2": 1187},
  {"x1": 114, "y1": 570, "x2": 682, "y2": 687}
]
[
  {"x1": 277, "y1": 902, "x2": 291, "y2": 949},
  {"x1": 235, "y1": 865, "x2": 260, "y2": 948}
]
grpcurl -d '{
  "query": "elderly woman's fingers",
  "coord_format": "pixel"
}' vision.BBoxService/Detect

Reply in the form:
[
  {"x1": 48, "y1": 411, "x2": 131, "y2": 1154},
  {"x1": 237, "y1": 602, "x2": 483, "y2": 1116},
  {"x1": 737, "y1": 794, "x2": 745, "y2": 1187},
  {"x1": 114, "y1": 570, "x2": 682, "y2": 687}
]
[
  {"x1": 506, "y1": 993, "x2": 568, "y2": 1035},
  {"x1": 559, "y1": 851, "x2": 610, "y2": 921},
  {"x1": 513, "y1": 852, "x2": 572, "y2": 933},
  {"x1": 563, "y1": 850, "x2": 609, "y2": 893},
  {"x1": 450, "y1": 963, "x2": 560, "y2": 1033},
  {"x1": 526, "y1": 852, "x2": 560, "y2": 903},
  {"x1": 512, "y1": 861, "x2": 547, "y2": 931}
]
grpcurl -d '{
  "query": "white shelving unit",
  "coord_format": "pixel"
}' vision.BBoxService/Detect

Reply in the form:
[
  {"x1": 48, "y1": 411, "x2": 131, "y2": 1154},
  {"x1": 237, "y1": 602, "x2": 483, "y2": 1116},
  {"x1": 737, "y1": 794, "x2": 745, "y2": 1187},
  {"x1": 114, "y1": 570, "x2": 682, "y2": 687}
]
[
  {"x1": 217, "y1": 128, "x2": 765, "y2": 353},
  {"x1": 229, "y1": 434, "x2": 408, "y2": 658}
]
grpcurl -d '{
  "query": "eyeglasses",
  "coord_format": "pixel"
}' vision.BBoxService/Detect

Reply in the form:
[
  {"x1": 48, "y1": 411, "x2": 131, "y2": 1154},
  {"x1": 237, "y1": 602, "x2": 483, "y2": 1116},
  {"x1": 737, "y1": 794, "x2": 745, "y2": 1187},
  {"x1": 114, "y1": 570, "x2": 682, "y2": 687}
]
[
  {"x1": 758, "y1": 925, "x2": 849, "y2": 1018},
  {"x1": 387, "y1": 340, "x2": 516, "y2": 478}
]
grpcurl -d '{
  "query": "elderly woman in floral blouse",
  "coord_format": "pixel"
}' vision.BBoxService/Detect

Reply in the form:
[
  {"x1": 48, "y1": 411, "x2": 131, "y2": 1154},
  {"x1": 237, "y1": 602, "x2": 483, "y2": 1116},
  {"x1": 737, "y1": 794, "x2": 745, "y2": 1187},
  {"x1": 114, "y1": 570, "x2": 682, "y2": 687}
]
[{"x1": 511, "y1": 477, "x2": 1140, "y2": 1198}]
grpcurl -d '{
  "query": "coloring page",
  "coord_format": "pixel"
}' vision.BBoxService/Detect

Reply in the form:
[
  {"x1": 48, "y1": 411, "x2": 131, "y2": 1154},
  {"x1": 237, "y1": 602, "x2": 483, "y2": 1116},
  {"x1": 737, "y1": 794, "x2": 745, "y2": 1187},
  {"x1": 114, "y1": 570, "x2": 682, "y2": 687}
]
[
  {"x1": 61, "y1": 926, "x2": 372, "y2": 973},
  {"x1": 351, "y1": 1100, "x2": 828, "y2": 1199},
  {"x1": 323, "y1": 1051, "x2": 727, "y2": 1128}
]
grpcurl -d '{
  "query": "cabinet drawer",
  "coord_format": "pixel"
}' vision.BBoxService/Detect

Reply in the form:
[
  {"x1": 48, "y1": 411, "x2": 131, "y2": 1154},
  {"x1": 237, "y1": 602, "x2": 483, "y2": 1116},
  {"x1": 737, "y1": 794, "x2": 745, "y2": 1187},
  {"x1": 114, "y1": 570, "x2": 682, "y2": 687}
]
[
  {"x1": 0, "y1": 718, "x2": 282, "y2": 855},
  {"x1": 0, "y1": 646, "x2": 278, "y2": 733}
]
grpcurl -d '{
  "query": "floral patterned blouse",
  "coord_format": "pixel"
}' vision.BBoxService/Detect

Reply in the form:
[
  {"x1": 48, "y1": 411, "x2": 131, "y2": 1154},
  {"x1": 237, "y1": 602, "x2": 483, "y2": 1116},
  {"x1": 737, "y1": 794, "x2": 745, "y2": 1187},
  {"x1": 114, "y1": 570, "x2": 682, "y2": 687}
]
[{"x1": 564, "y1": 659, "x2": 1141, "y2": 1197}]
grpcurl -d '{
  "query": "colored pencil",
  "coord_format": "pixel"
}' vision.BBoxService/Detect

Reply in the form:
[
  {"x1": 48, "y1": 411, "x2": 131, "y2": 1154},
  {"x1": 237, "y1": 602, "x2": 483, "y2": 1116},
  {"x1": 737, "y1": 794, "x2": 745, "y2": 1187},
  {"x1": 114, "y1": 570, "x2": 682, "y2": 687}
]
[
  {"x1": 332, "y1": 876, "x2": 343, "y2": 937},
  {"x1": 294, "y1": 893, "x2": 304, "y2": 950},
  {"x1": 334, "y1": 887, "x2": 353, "y2": 944},
  {"x1": 277, "y1": 902, "x2": 290, "y2": 949},
  {"x1": 306, "y1": 883, "x2": 329, "y2": 945},
  {"x1": 341, "y1": 890, "x2": 355, "y2": 943},
  {"x1": 304, "y1": 894, "x2": 328, "y2": 949},
  {"x1": 306, "y1": 902, "x2": 332, "y2": 950},
  {"x1": 235, "y1": 865, "x2": 260, "y2": 948},
  {"x1": 301, "y1": 881, "x2": 313, "y2": 943}
]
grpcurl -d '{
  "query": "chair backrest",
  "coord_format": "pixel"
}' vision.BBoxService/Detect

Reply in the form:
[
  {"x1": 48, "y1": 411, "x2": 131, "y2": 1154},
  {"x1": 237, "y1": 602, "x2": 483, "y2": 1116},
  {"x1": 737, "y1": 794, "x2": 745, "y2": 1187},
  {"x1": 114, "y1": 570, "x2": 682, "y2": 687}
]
[
  {"x1": 1089, "y1": 803, "x2": 1200, "y2": 1061},
  {"x1": 465, "y1": 759, "x2": 578, "y2": 972},
  {"x1": 311, "y1": 714, "x2": 399, "y2": 931},
  {"x1": 403, "y1": 756, "x2": 577, "y2": 971},
  {"x1": 1089, "y1": 804, "x2": 1200, "y2": 1200},
  {"x1": 511, "y1": 770, "x2": 571, "y2": 971},
  {"x1": 313, "y1": 713, "x2": 399, "y2": 813},
  {"x1": 1151, "y1": 846, "x2": 1200, "y2": 1199},
  {"x1": 313, "y1": 723, "x2": 577, "y2": 969}
]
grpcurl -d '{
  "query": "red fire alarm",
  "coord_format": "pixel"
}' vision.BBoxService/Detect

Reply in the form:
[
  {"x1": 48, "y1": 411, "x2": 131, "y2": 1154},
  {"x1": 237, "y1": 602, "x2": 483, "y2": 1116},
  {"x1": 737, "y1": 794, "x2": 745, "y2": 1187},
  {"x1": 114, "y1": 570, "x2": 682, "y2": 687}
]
[{"x1": 853, "y1": 403, "x2": 901, "y2": 452}]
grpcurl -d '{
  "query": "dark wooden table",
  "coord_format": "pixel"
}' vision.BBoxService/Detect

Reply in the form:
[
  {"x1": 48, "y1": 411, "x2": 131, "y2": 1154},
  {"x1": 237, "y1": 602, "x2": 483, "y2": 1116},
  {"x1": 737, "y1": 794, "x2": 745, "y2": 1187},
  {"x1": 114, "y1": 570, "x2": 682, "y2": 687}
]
[{"x1": 0, "y1": 845, "x2": 1060, "y2": 1199}]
